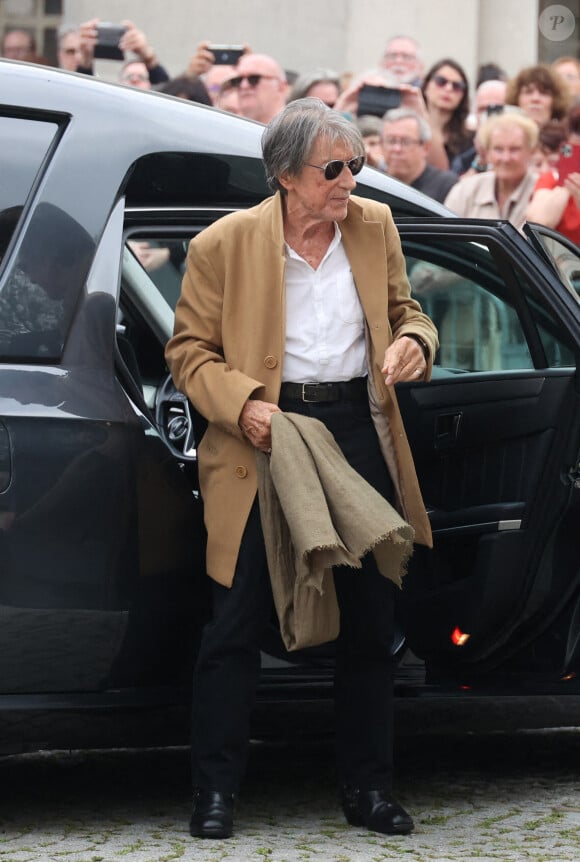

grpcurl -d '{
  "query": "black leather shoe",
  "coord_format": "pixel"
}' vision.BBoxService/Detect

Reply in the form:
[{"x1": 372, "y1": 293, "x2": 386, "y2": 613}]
[
  {"x1": 341, "y1": 786, "x2": 414, "y2": 835},
  {"x1": 189, "y1": 788, "x2": 234, "y2": 839}
]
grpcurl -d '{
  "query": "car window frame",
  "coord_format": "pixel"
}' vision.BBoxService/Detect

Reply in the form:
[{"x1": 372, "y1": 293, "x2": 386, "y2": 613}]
[
  {"x1": 396, "y1": 217, "x2": 580, "y2": 373},
  {"x1": 524, "y1": 221, "x2": 580, "y2": 306}
]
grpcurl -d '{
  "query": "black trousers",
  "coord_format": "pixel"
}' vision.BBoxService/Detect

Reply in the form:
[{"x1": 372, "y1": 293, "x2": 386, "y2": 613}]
[{"x1": 191, "y1": 395, "x2": 397, "y2": 795}]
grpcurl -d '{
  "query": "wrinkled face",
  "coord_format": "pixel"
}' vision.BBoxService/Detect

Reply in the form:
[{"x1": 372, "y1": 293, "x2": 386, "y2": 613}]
[
  {"x1": 58, "y1": 31, "x2": 82, "y2": 71},
  {"x1": 306, "y1": 81, "x2": 340, "y2": 108},
  {"x1": 120, "y1": 62, "x2": 151, "y2": 90},
  {"x1": 233, "y1": 55, "x2": 288, "y2": 123},
  {"x1": 382, "y1": 117, "x2": 427, "y2": 183},
  {"x1": 280, "y1": 136, "x2": 359, "y2": 225},
  {"x1": 382, "y1": 37, "x2": 423, "y2": 84},
  {"x1": 425, "y1": 64, "x2": 466, "y2": 113},
  {"x1": 518, "y1": 84, "x2": 553, "y2": 127},
  {"x1": 2, "y1": 30, "x2": 34, "y2": 60},
  {"x1": 487, "y1": 125, "x2": 533, "y2": 185}
]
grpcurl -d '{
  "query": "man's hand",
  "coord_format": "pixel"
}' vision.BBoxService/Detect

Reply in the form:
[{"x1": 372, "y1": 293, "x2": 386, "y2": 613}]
[
  {"x1": 382, "y1": 336, "x2": 426, "y2": 386},
  {"x1": 78, "y1": 18, "x2": 99, "y2": 67},
  {"x1": 186, "y1": 41, "x2": 217, "y2": 77},
  {"x1": 119, "y1": 20, "x2": 157, "y2": 67},
  {"x1": 239, "y1": 399, "x2": 282, "y2": 452}
]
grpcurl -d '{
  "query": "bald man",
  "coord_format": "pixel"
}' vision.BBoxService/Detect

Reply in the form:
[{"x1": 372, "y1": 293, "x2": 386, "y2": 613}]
[
  {"x1": 451, "y1": 79, "x2": 508, "y2": 175},
  {"x1": 231, "y1": 53, "x2": 289, "y2": 123}
]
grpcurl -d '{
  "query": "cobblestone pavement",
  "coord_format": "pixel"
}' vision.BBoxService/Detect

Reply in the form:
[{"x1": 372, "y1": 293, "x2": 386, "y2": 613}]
[{"x1": 0, "y1": 728, "x2": 578, "y2": 861}]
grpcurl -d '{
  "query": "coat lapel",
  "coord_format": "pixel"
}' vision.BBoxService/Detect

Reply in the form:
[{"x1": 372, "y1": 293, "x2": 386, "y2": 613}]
[{"x1": 340, "y1": 198, "x2": 390, "y2": 335}]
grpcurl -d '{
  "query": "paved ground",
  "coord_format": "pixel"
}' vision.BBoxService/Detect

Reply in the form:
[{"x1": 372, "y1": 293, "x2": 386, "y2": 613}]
[{"x1": 0, "y1": 727, "x2": 578, "y2": 861}]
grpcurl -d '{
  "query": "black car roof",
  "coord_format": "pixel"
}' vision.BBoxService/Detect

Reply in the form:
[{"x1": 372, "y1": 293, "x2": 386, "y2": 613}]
[{"x1": 0, "y1": 59, "x2": 450, "y2": 218}]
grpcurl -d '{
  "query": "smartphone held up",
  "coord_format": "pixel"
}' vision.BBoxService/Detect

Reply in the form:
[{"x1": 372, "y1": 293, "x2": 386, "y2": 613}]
[
  {"x1": 94, "y1": 23, "x2": 127, "y2": 60},
  {"x1": 555, "y1": 143, "x2": 580, "y2": 186},
  {"x1": 357, "y1": 84, "x2": 402, "y2": 118},
  {"x1": 208, "y1": 44, "x2": 245, "y2": 65}
]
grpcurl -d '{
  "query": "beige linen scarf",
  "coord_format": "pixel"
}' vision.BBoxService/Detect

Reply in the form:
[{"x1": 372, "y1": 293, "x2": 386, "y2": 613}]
[{"x1": 256, "y1": 411, "x2": 414, "y2": 651}]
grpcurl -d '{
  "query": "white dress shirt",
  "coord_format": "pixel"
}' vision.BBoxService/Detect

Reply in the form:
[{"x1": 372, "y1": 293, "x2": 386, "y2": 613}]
[{"x1": 282, "y1": 224, "x2": 367, "y2": 383}]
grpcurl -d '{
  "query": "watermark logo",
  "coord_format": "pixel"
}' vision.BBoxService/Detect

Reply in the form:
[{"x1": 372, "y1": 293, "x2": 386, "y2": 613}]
[{"x1": 539, "y1": 4, "x2": 576, "y2": 41}]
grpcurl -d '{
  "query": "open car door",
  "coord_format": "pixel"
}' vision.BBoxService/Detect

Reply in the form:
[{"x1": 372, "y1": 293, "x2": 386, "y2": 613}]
[{"x1": 393, "y1": 218, "x2": 580, "y2": 681}]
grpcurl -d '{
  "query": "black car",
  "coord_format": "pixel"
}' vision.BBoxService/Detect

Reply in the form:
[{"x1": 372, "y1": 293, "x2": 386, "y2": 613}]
[{"x1": 0, "y1": 61, "x2": 579, "y2": 754}]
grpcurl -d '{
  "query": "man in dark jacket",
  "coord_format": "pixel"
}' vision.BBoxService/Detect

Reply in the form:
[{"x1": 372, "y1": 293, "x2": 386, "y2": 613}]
[{"x1": 382, "y1": 108, "x2": 458, "y2": 203}]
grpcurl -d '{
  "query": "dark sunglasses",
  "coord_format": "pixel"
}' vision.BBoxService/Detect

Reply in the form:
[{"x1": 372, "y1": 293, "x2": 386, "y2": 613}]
[
  {"x1": 432, "y1": 74, "x2": 466, "y2": 93},
  {"x1": 304, "y1": 155, "x2": 365, "y2": 180},
  {"x1": 226, "y1": 74, "x2": 279, "y2": 89}
]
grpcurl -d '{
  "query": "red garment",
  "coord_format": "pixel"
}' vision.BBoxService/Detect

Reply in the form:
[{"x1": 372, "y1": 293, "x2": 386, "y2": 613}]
[{"x1": 533, "y1": 172, "x2": 580, "y2": 244}]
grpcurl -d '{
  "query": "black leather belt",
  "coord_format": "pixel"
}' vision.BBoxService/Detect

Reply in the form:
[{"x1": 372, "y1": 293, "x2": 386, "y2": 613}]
[{"x1": 279, "y1": 377, "x2": 368, "y2": 403}]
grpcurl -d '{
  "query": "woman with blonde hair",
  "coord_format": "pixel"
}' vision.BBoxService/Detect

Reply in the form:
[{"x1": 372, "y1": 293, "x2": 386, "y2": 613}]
[{"x1": 445, "y1": 112, "x2": 539, "y2": 232}]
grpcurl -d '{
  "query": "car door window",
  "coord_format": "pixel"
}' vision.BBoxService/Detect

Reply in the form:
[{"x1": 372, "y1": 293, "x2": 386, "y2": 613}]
[
  {"x1": 0, "y1": 116, "x2": 81, "y2": 360},
  {"x1": 402, "y1": 234, "x2": 575, "y2": 372},
  {"x1": 0, "y1": 115, "x2": 58, "y2": 234},
  {"x1": 524, "y1": 223, "x2": 580, "y2": 304}
]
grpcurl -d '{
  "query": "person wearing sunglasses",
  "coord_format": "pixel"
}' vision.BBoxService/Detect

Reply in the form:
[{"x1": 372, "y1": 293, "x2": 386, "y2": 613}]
[
  {"x1": 226, "y1": 52, "x2": 289, "y2": 123},
  {"x1": 166, "y1": 97, "x2": 438, "y2": 842},
  {"x1": 422, "y1": 58, "x2": 474, "y2": 168}
]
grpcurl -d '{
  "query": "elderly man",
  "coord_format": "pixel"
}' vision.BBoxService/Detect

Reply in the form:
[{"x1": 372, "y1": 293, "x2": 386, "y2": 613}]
[
  {"x1": 380, "y1": 35, "x2": 424, "y2": 86},
  {"x1": 224, "y1": 52, "x2": 289, "y2": 123},
  {"x1": 382, "y1": 108, "x2": 458, "y2": 202},
  {"x1": 1, "y1": 27, "x2": 36, "y2": 61},
  {"x1": 166, "y1": 98, "x2": 437, "y2": 841}
]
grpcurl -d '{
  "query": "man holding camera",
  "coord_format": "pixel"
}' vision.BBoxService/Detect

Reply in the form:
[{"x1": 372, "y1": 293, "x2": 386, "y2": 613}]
[{"x1": 76, "y1": 18, "x2": 169, "y2": 86}]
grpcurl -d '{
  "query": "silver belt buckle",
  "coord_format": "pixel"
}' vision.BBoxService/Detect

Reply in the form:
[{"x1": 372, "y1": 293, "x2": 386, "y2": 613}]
[{"x1": 301, "y1": 383, "x2": 317, "y2": 402}]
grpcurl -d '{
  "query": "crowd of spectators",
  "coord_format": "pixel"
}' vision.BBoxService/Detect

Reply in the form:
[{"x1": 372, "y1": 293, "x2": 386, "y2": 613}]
[{"x1": 3, "y1": 18, "x2": 580, "y2": 242}]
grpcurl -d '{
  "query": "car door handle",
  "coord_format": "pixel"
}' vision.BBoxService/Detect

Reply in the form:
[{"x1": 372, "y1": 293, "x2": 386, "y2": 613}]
[{"x1": 435, "y1": 412, "x2": 462, "y2": 449}]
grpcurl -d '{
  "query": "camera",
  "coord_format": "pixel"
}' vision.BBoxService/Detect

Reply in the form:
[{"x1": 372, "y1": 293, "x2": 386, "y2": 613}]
[
  {"x1": 208, "y1": 44, "x2": 245, "y2": 65},
  {"x1": 357, "y1": 84, "x2": 402, "y2": 118},
  {"x1": 94, "y1": 23, "x2": 127, "y2": 61}
]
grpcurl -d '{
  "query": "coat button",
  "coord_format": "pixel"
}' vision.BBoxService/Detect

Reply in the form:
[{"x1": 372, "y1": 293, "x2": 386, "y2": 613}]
[
  {"x1": 235, "y1": 465, "x2": 248, "y2": 478},
  {"x1": 264, "y1": 355, "x2": 278, "y2": 369}
]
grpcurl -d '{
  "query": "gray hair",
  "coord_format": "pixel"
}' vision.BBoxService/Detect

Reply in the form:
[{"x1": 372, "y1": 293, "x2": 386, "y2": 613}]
[
  {"x1": 356, "y1": 114, "x2": 384, "y2": 137},
  {"x1": 261, "y1": 97, "x2": 364, "y2": 194},
  {"x1": 384, "y1": 35, "x2": 423, "y2": 63},
  {"x1": 289, "y1": 68, "x2": 341, "y2": 102},
  {"x1": 382, "y1": 107, "x2": 432, "y2": 143},
  {"x1": 57, "y1": 22, "x2": 79, "y2": 46}
]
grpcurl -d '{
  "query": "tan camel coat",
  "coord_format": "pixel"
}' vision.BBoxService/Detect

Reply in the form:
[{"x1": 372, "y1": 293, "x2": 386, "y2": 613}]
[{"x1": 165, "y1": 192, "x2": 438, "y2": 587}]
